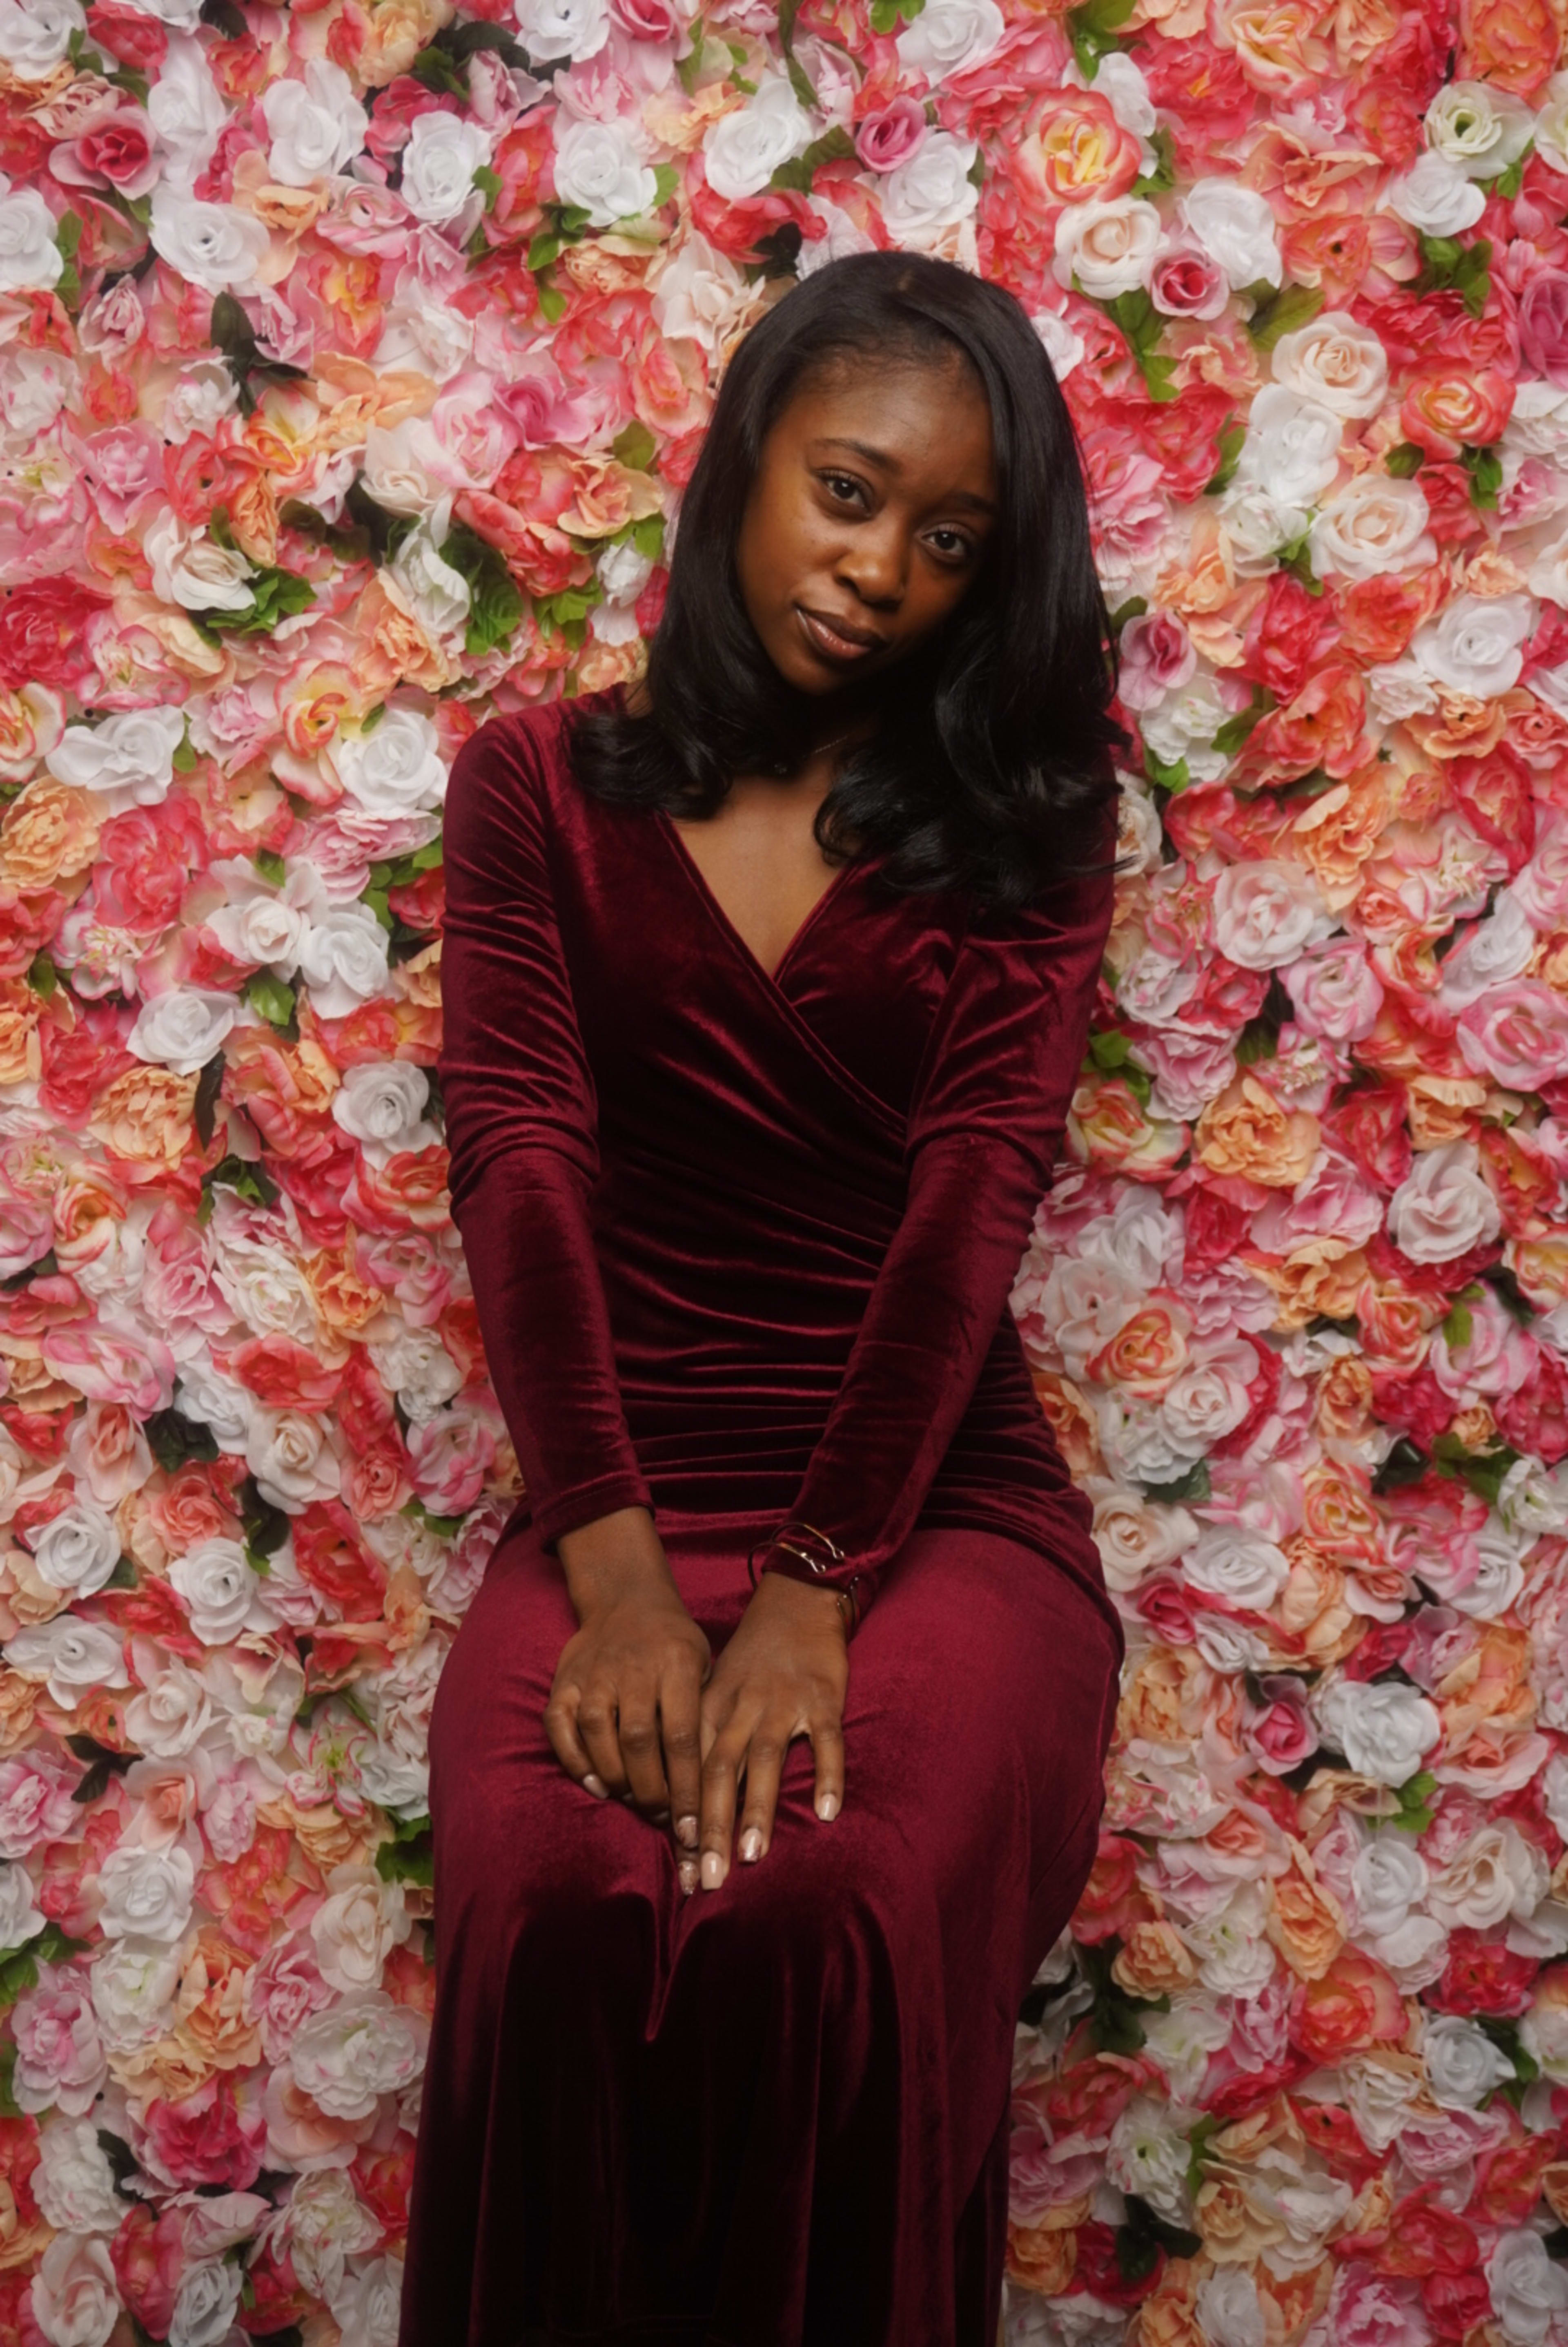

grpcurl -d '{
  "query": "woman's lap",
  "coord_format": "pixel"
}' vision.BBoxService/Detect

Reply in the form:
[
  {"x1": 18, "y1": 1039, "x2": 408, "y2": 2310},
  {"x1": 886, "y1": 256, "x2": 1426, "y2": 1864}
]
[{"x1": 402, "y1": 1508, "x2": 1119, "y2": 2347}]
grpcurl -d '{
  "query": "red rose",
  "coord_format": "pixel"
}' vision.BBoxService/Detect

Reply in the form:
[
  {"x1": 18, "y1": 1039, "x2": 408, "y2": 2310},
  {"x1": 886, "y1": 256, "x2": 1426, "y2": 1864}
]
[
  {"x1": 1496, "y1": 1347, "x2": 1568, "y2": 1465},
  {"x1": 0, "y1": 581, "x2": 108, "y2": 693},
  {"x1": 1449, "y1": 745, "x2": 1537, "y2": 874},
  {"x1": 86, "y1": 0, "x2": 168, "y2": 68},
  {"x1": 1368, "y1": 1363, "x2": 1454, "y2": 1448},
  {"x1": 1240, "y1": 571, "x2": 1334, "y2": 703},
  {"x1": 1432, "y1": 1927, "x2": 1539, "y2": 2017},
  {"x1": 1421, "y1": 2266, "x2": 1493, "y2": 2342},
  {"x1": 71, "y1": 111, "x2": 156, "y2": 190}
]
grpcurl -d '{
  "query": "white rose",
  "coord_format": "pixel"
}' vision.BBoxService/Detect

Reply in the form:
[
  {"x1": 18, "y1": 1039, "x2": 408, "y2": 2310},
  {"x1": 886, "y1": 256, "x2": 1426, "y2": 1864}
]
[
  {"x1": 149, "y1": 190, "x2": 270, "y2": 294},
  {"x1": 1195, "y1": 2271, "x2": 1265, "y2": 2347},
  {"x1": 1107, "y1": 2096, "x2": 1192, "y2": 2227},
  {"x1": 311, "y1": 1861, "x2": 414, "y2": 1993},
  {"x1": 1365, "y1": 656, "x2": 1440, "y2": 724},
  {"x1": 1410, "y1": 592, "x2": 1533, "y2": 698},
  {"x1": 288, "y1": 1988, "x2": 429, "y2": 2120},
  {"x1": 895, "y1": 0, "x2": 1003, "y2": 80},
  {"x1": 1157, "y1": 1340, "x2": 1257, "y2": 1453},
  {"x1": 0, "y1": 346, "x2": 76, "y2": 438},
  {"x1": 1428, "y1": 1823, "x2": 1547, "y2": 1932},
  {"x1": 1426, "y1": 80, "x2": 1536, "y2": 180},
  {"x1": 169, "y1": 2260, "x2": 241, "y2": 2347},
  {"x1": 88, "y1": 1936, "x2": 181, "y2": 2050},
  {"x1": 335, "y1": 709, "x2": 446, "y2": 818},
  {"x1": 124, "y1": 1660, "x2": 213, "y2": 1759},
  {"x1": 0, "y1": 1856, "x2": 44, "y2": 1950},
  {"x1": 648, "y1": 231, "x2": 752, "y2": 357},
  {"x1": 1218, "y1": 480, "x2": 1313, "y2": 574},
  {"x1": 1183, "y1": 1524, "x2": 1290, "y2": 1611},
  {"x1": 145, "y1": 511, "x2": 254, "y2": 614},
  {"x1": 1234, "y1": 384, "x2": 1343, "y2": 505},
  {"x1": 1385, "y1": 150, "x2": 1488, "y2": 236},
  {"x1": 365, "y1": 1322, "x2": 463, "y2": 1421},
  {"x1": 127, "y1": 988, "x2": 239, "y2": 1078},
  {"x1": 704, "y1": 78, "x2": 811, "y2": 203},
  {"x1": 245, "y1": 1406, "x2": 342, "y2": 1512},
  {"x1": 286, "y1": 2168, "x2": 383, "y2": 2298},
  {"x1": 329, "y1": 2254, "x2": 405, "y2": 2347},
  {"x1": 517, "y1": 0, "x2": 609, "y2": 58},
  {"x1": 1178, "y1": 177, "x2": 1281, "y2": 289},
  {"x1": 169, "y1": 1539, "x2": 276, "y2": 1644},
  {"x1": 1315, "y1": 1679, "x2": 1440, "y2": 1786},
  {"x1": 879, "y1": 133, "x2": 980, "y2": 246},
  {"x1": 388, "y1": 527, "x2": 470, "y2": 644},
  {"x1": 1422, "y1": 2012, "x2": 1516, "y2": 2108},
  {"x1": 295, "y1": 904, "x2": 392, "y2": 1021},
  {"x1": 332, "y1": 1063, "x2": 438, "y2": 1160},
  {"x1": 0, "y1": 0, "x2": 81, "y2": 80},
  {"x1": 29, "y1": 2233, "x2": 119, "y2": 2347},
  {"x1": 1487, "y1": 2230, "x2": 1568, "y2": 2347},
  {"x1": 30, "y1": 1501, "x2": 121, "y2": 1599},
  {"x1": 1031, "y1": 308, "x2": 1083, "y2": 380},
  {"x1": 1090, "y1": 1486, "x2": 1198, "y2": 1593},
  {"x1": 552, "y1": 117, "x2": 659, "y2": 228},
  {"x1": 160, "y1": 357, "x2": 240, "y2": 446},
  {"x1": 4, "y1": 1620, "x2": 129, "y2": 1709},
  {"x1": 597, "y1": 538, "x2": 653, "y2": 604},
  {"x1": 400, "y1": 113, "x2": 494, "y2": 228},
  {"x1": 263, "y1": 59, "x2": 369, "y2": 187},
  {"x1": 1271, "y1": 310, "x2": 1388, "y2": 420},
  {"x1": 46, "y1": 708, "x2": 184, "y2": 805},
  {"x1": 95, "y1": 1845, "x2": 195, "y2": 1943},
  {"x1": 1310, "y1": 474, "x2": 1436, "y2": 582},
  {"x1": 1350, "y1": 1832, "x2": 1426, "y2": 1938},
  {"x1": 1209, "y1": 858, "x2": 1331, "y2": 969},
  {"x1": 0, "y1": 187, "x2": 63, "y2": 293},
  {"x1": 1091, "y1": 53, "x2": 1156, "y2": 139},
  {"x1": 1387, "y1": 1140, "x2": 1503, "y2": 1263},
  {"x1": 1054, "y1": 196, "x2": 1161, "y2": 298},
  {"x1": 32, "y1": 2119, "x2": 124, "y2": 2235},
  {"x1": 1537, "y1": 70, "x2": 1568, "y2": 176},
  {"x1": 146, "y1": 33, "x2": 225, "y2": 190}
]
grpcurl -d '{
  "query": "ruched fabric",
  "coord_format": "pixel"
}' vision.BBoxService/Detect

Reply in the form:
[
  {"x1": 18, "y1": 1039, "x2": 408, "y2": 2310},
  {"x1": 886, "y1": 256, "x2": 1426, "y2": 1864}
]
[{"x1": 399, "y1": 689, "x2": 1125, "y2": 2346}]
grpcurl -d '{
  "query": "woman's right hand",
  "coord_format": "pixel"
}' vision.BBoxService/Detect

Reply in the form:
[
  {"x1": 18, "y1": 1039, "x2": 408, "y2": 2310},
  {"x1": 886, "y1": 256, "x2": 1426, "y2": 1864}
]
[{"x1": 546, "y1": 1506, "x2": 712, "y2": 1888}]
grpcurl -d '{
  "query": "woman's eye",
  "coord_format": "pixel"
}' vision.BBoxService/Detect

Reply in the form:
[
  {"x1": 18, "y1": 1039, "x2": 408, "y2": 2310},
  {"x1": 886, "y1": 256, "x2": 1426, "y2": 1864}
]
[
  {"x1": 821, "y1": 472, "x2": 863, "y2": 503},
  {"x1": 927, "y1": 528, "x2": 975, "y2": 562}
]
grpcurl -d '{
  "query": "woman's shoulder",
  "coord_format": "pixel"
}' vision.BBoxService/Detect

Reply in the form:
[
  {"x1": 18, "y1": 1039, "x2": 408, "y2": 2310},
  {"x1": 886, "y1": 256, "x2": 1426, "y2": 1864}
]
[{"x1": 448, "y1": 685, "x2": 623, "y2": 808}]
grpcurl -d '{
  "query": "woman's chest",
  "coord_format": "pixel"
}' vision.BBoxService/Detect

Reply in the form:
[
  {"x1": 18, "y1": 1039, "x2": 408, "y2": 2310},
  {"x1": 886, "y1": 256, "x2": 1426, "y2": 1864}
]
[{"x1": 546, "y1": 787, "x2": 967, "y2": 1149}]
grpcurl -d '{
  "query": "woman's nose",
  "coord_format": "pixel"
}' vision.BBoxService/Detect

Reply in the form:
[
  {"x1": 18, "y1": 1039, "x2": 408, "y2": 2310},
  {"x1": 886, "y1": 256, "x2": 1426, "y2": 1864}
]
[{"x1": 835, "y1": 528, "x2": 906, "y2": 609}]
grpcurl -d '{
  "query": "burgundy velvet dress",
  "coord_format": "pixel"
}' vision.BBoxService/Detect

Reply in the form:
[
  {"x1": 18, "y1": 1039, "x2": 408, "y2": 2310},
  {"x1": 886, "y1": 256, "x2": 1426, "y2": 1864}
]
[{"x1": 398, "y1": 686, "x2": 1124, "y2": 2347}]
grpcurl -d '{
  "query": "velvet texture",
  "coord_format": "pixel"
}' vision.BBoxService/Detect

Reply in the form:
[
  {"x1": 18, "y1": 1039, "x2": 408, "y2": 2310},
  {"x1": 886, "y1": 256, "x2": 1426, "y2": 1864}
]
[{"x1": 399, "y1": 690, "x2": 1125, "y2": 2345}]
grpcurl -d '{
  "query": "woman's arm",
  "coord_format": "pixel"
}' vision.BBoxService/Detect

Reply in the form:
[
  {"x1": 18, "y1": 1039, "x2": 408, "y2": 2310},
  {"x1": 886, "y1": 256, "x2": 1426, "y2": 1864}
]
[
  {"x1": 440, "y1": 710, "x2": 714, "y2": 1855},
  {"x1": 775, "y1": 837, "x2": 1119, "y2": 1597}
]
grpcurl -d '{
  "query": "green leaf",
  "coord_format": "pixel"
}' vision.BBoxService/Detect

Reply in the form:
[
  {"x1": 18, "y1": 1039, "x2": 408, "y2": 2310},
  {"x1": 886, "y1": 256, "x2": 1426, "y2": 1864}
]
[
  {"x1": 0, "y1": 2041, "x2": 19, "y2": 2119},
  {"x1": 1461, "y1": 442, "x2": 1503, "y2": 510},
  {"x1": 1372, "y1": 1434, "x2": 1428, "y2": 1495},
  {"x1": 1212, "y1": 687, "x2": 1274, "y2": 756},
  {"x1": 200, "y1": 1154, "x2": 281, "y2": 1223},
  {"x1": 1203, "y1": 416, "x2": 1246, "y2": 497},
  {"x1": 631, "y1": 513, "x2": 666, "y2": 562},
  {"x1": 1086, "y1": 1028, "x2": 1136, "y2": 1073},
  {"x1": 528, "y1": 231, "x2": 564, "y2": 271},
  {"x1": 1442, "y1": 1297, "x2": 1474, "y2": 1350},
  {"x1": 1066, "y1": 0, "x2": 1136, "y2": 74},
  {"x1": 242, "y1": 970, "x2": 297, "y2": 1032},
  {"x1": 1143, "y1": 745, "x2": 1190, "y2": 794},
  {"x1": 676, "y1": 16, "x2": 707, "y2": 93},
  {"x1": 1235, "y1": 1014, "x2": 1279, "y2": 1066},
  {"x1": 441, "y1": 522, "x2": 526, "y2": 659},
  {"x1": 1385, "y1": 441, "x2": 1426, "y2": 478},
  {"x1": 408, "y1": 44, "x2": 469, "y2": 98},
  {"x1": 652, "y1": 162, "x2": 679, "y2": 209},
  {"x1": 254, "y1": 847, "x2": 287, "y2": 886},
  {"x1": 1129, "y1": 126, "x2": 1177, "y2": 202},
  {"x1": 611, "y1": 418, "x2": 658, "y2": 472},
  {"x1": 536, "y1": 279, "x2": 567, "y2": 326},
  {"x1": 777, "y1": 0, "x2": 817, "y2": 106},
  {"x1": 1480, "y1": 143, "x2": 1531, "y2": 200},
  {"x1": 26, "y1": 951, "x2": 57, "y2": 1000},
  {"x1": 472, "y1": 164, "x2": 501, "y2": 211},
  {"x1": 1245, "y1": 282, "x2": 1325, "y2": 353},
  {"x1": 1141, "y1": 1459, "x2": 1211, "y2": 1505},
  {"x1": 193, "y1": 567, "x2": 316, "y2": 640},
  {"x1": 194, "y1": 1051, "x2": 226, "y2": 1152}
]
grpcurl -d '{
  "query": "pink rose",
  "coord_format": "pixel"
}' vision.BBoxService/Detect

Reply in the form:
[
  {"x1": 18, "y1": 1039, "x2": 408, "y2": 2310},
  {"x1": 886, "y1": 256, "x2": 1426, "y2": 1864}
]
[
  {"x1": 127, "y1": 2072, "x2": 267, "y2": 2191},
  {"x1": 855, "y1": 99, "x2": 927, "y2": 173},
  {"x1": 244, "y1": 1934, "x2": 336, "y2": 2065},
  {"x1": 1149, "y1": 244, "x2": 1229, "y2": 320},
  {"x1": 1457, "y1": 980, "x2": 1568, "y2": 1092},
  {"x1": 1284, "y1": 936, "x2": 1385, "y2": 1043},
  {"x1": 1430, "y1": 1285, "x2": 1538, "y2": 1400},
  {"x1": 494, "y1": 356, "x2": 607, "y2": 450},
  {"x1": 1250, "y1": 1152, "x2": 1385, "y2": 1256},
  {"x1": 1242, "y1": 1675, "x2": 1319, "y2": 1775},
  {"x1": 610, "y1": 0, "x2": 683, "y2": 36},
  {"x1": 0, "y1": 1749, "x2": 81, "y2": 1861},
  {"x1": 74, "y1": 423, "x2": 164, "y2": 533},
  {"x1": 1116, "y1": 610, "x2": 1196, "y2": 712},
  {"x1": 53, "y1": 109, "x2": 159, "y2": 199},
  {"x1": 1520, "y1": 271, "x2": 1568, "y2": 387},
  {"x1": 1515, "y1": 813, "x2": 1568, "y2": 928},
  {"x1": 12, "y1": 1963, "x2": 108, "y2": 2116},
  {"x1": 1326, "y1": 2262, "x2": 1434, "y2": 2347}
]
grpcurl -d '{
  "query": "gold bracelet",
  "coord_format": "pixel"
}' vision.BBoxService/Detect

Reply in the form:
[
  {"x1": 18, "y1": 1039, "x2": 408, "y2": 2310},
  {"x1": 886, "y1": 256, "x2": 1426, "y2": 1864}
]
[{"x1": 747, "y1": 1520, "x2": 868, "y2": 1635}]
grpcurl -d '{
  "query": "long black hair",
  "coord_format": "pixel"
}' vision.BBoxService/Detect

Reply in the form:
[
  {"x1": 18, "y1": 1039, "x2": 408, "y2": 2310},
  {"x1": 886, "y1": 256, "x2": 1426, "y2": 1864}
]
[{"x1": 566, "y1": 249, "x2": 1127, "y2": 911}]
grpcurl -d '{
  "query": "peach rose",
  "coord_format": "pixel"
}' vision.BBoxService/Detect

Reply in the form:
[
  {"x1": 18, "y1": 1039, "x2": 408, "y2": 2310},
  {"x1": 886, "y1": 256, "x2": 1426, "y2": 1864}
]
[
  {"x1": 1401, "y1": 368, "x2": 1516, "y2": 462},
  {"x1": 1196, "y1": 1072, "x2": 1320, "y2": 1187},
  {"x1": 85, "y1": 1066, "x2": 198, "y2": 1172},
  {"x1": 1112, "y1": 1920, "x2": 1198, "y2": 1997},
  {"x1": 1069, "y1": 1074, "x2": 1188, "y2": 1176},
  {"x1": 1017, "y1": 88, "x2": 1143, "y2": 210},
  {"x1": 1005, "y1": 2219, "x2": 1077, "y2": 2293},
  {"x1": 1266, "y1": 1847, "x2": 1347, "y2": 1978},
  {"x1": 1457, "y1": 0, "x2": 1562, "y2": 93},
  {"x1": 0, "y1": 779, "x2": 100, "y2": 890}
]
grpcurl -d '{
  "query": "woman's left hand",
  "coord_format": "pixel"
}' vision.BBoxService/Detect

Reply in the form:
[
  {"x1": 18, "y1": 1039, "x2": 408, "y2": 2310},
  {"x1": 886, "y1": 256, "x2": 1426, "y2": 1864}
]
[{"x1": 695, "y1": 1570, "x2": 849, "y2": 1892}]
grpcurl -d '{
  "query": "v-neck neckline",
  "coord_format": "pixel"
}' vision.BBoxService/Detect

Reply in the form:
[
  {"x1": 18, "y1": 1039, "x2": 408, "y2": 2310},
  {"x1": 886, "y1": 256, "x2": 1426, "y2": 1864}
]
[{"x1": 655, "y1": 809, "x2": 861, "y2": 993}]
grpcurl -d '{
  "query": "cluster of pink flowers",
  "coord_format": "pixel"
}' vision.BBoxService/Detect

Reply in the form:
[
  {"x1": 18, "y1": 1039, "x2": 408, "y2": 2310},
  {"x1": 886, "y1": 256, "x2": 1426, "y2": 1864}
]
[{"x1": 0, "y1": 0, "x2": 1562, "y2": 2339}]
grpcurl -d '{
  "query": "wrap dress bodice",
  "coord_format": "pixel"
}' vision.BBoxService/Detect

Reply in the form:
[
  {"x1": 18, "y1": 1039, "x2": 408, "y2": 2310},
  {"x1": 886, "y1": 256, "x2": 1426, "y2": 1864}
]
[{"x1": 436, "y1": 683, "x2": 1120, "y2": 1636}]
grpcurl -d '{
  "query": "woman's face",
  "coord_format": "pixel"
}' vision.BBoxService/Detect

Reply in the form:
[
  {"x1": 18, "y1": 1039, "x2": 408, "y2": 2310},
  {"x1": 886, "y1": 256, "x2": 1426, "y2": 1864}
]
[{"x1": 734, "y1": 350, "x2": 998, "y2": 698}]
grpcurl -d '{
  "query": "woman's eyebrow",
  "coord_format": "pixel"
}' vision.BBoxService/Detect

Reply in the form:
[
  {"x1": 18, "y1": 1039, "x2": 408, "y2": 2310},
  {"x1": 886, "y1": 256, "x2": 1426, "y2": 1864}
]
[{"x1": 813, "y1": 436, "x2": 997, "y2": 513}]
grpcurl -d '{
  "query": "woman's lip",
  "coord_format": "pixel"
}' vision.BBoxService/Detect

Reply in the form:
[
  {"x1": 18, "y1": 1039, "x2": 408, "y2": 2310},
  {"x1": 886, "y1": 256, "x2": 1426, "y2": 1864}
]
[{"x1": 796, "y1": 606, "x2": 885, "y2": 662}]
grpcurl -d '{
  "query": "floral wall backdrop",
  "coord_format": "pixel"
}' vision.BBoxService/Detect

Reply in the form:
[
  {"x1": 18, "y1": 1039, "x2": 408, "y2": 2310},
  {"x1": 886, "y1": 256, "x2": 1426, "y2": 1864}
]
[{"x1": 0, "y1": 0, "x2": 1567, "y2": 2341}]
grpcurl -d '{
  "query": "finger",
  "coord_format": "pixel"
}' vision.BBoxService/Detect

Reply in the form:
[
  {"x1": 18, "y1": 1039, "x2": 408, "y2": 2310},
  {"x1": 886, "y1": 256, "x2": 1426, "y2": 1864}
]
[
  {"x1": 575, "y1": 1683, "x2": 630, "y2": 1800},
  {"x1": 699, "y1": 1721, "x2": 752, "y2": 1891},
  {"x1": 810, "y1": 1712, "x2": 846, "y2": 1823},
  {"x1": 735, "y1": 1721, "x2": 792, "y2": 1865},
  {"x1": 659, "y1": 1658, "x2": 704, "y2": 1858},
  {"x1": 617, "y1": 1688, "x2": 670, "y2": 1819},
  {"x1": 542, "y1": 1683, "x2": 610, "y2": 1800}
]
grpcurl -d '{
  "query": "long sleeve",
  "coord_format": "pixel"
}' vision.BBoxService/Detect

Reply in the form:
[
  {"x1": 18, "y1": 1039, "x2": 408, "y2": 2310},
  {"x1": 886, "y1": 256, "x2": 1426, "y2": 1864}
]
[
  {"x1": 780, "y1": 841, "x2": 1117, "y2": 1591},
  {"x1": 436, "y1": 712, "x2": 655, "y2": 1550}
]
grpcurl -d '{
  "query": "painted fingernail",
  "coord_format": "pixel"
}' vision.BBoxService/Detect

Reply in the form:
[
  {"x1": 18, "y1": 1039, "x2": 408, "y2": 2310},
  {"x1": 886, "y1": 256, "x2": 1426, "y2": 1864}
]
[
  {"x1": 678, "y1": 1858, "x2": 698, "y2": 1896},
  {"x1": 701, "y1": 1851, "x2": 724, "y2": 1890},
  {"x1": 739, "y1": 1827, "x2": 762, "y2": 1863},
  {"x1": 817, "y1": 1792, "x2": 839, "y2": 1820},
  {"x1": 675, "y1": 1814, "x2": 698, "y2": 1848},
  {"x1": 583, "y1": 1774, "x2": 608, "y2": 1799}
]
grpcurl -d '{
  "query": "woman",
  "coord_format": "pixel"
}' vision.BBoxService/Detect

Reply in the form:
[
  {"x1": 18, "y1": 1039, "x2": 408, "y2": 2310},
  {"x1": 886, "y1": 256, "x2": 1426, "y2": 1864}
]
[{"x1": 399, "y1": 250, "x2": 1128, "y2": 2347}]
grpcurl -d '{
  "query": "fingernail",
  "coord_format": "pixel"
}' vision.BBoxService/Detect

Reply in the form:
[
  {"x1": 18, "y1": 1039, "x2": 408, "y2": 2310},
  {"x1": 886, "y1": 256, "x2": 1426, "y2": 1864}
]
[
  {"x1": 583, "y1": 1774, "x2": 608, "y2": 1799},
  {"x1": 701, "y1": 1850, "x2": 724, "y2": 1890},
  {"x1": 675, "y1": 1814, "x2": 698, "y2": 1848},
  {"x1": 739, "y1": 1826, "x2": 762, "y2": 1863},
  {"x1": 678, "y1": 1858, "x2": 698, "y2": 1896},
  {"x1": 817, "y1": 1792, "x2": 839, "y2": 1820}
]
